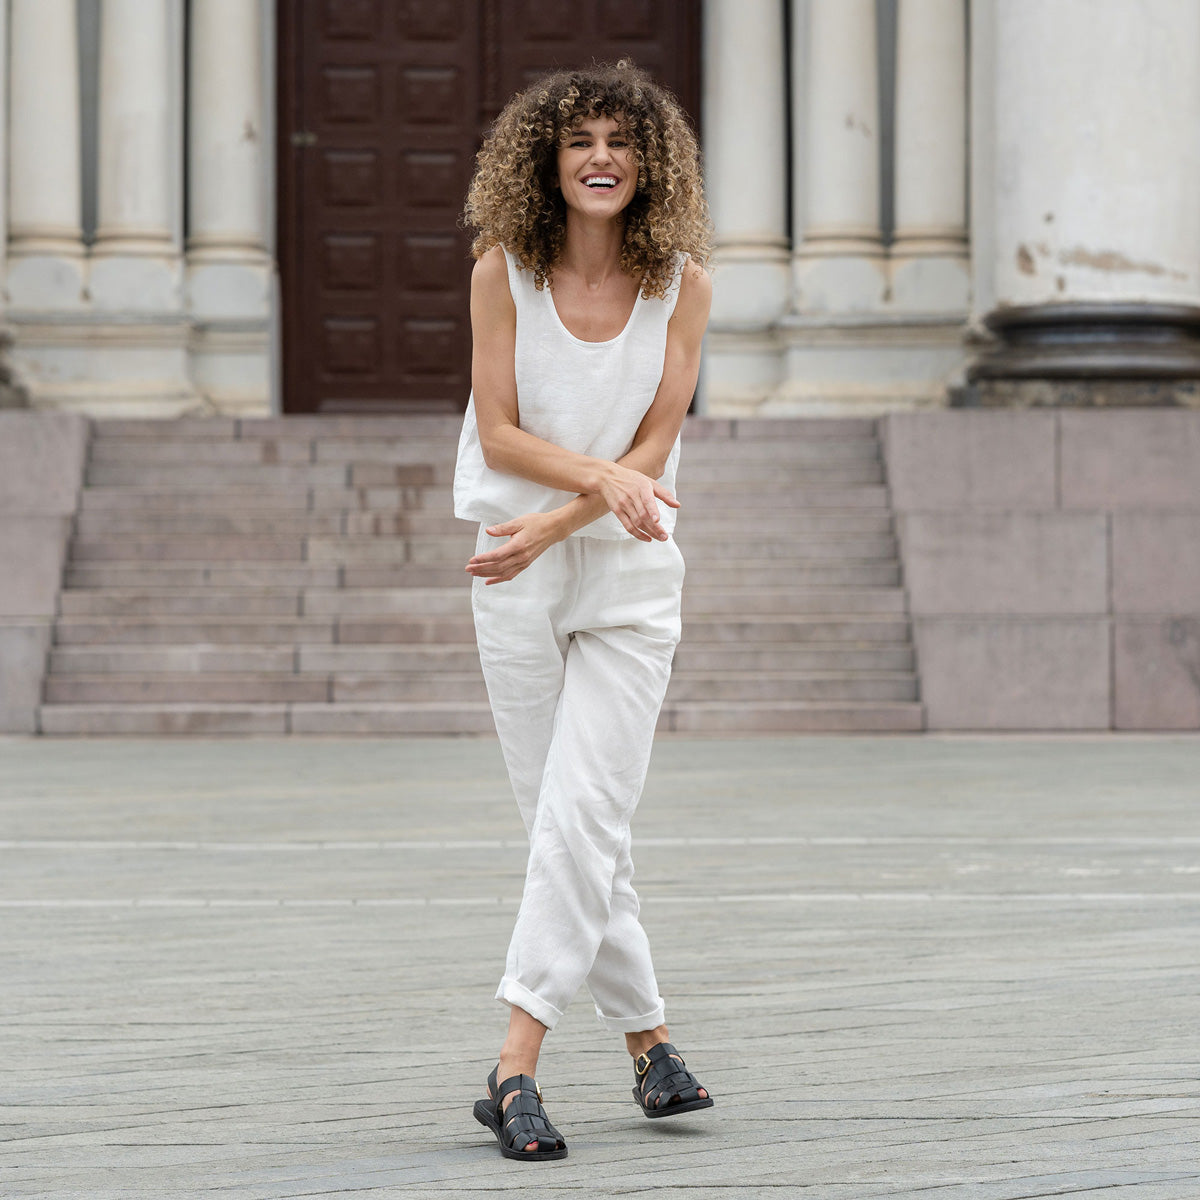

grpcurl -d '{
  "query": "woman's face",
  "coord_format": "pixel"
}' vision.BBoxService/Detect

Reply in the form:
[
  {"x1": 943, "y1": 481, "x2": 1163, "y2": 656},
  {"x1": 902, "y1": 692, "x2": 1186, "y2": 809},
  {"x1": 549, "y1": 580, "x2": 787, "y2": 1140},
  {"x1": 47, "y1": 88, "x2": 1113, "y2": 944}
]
[{"x1": 554, "y1": 115, "x2": 637, "y2": 219}]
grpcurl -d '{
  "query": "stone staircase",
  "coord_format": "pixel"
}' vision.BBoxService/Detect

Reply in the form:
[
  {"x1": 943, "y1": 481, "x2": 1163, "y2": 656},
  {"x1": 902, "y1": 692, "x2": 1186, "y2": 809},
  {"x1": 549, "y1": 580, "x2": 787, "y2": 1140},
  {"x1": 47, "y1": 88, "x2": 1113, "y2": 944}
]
[{"x1": 39, "y1": 416, "x2": 924, "y2": 734}]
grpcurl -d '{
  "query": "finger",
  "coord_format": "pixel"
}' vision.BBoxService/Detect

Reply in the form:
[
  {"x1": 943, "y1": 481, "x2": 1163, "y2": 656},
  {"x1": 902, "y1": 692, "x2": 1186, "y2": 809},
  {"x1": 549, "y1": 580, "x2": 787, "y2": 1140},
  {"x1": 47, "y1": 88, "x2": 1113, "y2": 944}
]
[
  {"x1": 653, "y1": 484, "x2": 681, "y2": 509},
  {"x1": 485, "y1": 521, "x2": 521, "y2": 537}
]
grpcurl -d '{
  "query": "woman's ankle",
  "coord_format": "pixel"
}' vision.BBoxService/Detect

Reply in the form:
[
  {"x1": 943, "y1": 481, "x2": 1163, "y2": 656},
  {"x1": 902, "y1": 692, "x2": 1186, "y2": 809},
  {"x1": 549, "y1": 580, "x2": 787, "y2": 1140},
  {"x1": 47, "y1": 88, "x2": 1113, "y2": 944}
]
[{"x1": 624, "y1": 1024, "x2": 670, "y2": 1058}]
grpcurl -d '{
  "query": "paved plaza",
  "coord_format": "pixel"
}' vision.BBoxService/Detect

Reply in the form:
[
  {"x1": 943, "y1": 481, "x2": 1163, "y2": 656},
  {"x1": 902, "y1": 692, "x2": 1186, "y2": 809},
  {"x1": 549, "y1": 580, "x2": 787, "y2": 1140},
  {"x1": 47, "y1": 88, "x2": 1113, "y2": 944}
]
[{"x1": 1, "y1": 733, "x2": 1199, "y2": 1199}]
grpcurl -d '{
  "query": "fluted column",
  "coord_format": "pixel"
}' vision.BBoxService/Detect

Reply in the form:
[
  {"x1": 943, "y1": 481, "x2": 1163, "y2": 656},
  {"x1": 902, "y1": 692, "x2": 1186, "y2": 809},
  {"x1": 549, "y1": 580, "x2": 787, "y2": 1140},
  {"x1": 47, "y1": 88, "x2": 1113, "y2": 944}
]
[
  {"x1": 90, "y1": 0, "x2": 180, "y2": 310},
  {"x1": 890, "y1": 0, "x2": 968, "y2": 311},
  {"x1": 6, "y1": 0, "x2": 86, "y2": 310},
  {"x1": 969, "y1": 0, "x2": 1200, "y2": 393},
  {"x1": 700, "y1": 0, "x2": 789, "y2": 411},
  {"x1": 187, "y1": 0, "x2": 270, "y2": 311},
  {"x1": 793, "y1": 0, "x2": 885, "y2": 312},
  {"x1": 185, "y1": 0, "x2": 271, "y2": 413}
]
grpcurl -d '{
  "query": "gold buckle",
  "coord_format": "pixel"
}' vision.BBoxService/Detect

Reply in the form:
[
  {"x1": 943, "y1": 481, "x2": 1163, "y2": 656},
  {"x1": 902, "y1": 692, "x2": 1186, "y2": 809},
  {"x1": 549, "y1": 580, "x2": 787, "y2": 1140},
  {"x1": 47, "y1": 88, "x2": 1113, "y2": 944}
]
[
  {"x1": 535, "y1": 1080, "x2": 543, "y2": 1102},
  {"x1": 635, "y1": 1052, "x2": 652, "y2": 1077}
]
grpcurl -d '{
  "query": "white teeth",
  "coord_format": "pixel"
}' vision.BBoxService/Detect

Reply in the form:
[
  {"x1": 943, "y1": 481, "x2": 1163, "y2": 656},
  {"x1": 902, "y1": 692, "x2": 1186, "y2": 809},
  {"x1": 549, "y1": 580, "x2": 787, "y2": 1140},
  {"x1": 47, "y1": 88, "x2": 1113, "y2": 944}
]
[{"x1": 585, "y1": 177, "x2": 618, "y2": 188}]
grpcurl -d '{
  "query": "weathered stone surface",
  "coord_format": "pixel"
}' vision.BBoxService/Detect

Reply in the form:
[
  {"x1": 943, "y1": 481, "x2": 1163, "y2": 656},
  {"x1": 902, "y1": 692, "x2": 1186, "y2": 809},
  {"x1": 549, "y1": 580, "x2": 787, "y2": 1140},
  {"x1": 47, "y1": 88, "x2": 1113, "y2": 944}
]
[
  {"x1": 913, "y1": 617, "x2": 1110, "y2": 729},
  {"x1": 0, "y1": 517, "x2": 73, "y2": 616},
  {"x1": 0, "y1": 411, "x2": 89, "y2": 514},
  {"x1": 0, "y1": 621, "x2": 51, "y2": 732},
  {"x1": 897, "y1": 511, "x2": 1108, "y2": 615},
  {"x1": 3, "y1": 735, "x2": 1199, "y2": 1194},
  {"x1": 1112, "y1": 512, "x2": 1200, "y2": 612},
  {"x1": 881, "y1": 411, "x2": 1057, "y2": 510},
  {"x1": 1114, "y1": 616, "x2": 1200, "y2": 729},
  {"x1": 1060, "y1": 410, "x2": 1200, "y2": 507}
]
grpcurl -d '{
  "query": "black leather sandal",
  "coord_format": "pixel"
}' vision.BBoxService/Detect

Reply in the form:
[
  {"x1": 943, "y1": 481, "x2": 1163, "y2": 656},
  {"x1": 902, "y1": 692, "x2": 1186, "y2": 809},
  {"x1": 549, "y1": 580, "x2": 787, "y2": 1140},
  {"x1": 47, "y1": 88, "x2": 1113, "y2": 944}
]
[
  {"x1": 632, "y1": 1041, "x2": 715, "y2": 1118},
  {"x1": 472, "y1": 1064, "x2": 567, "y2": 1161}
]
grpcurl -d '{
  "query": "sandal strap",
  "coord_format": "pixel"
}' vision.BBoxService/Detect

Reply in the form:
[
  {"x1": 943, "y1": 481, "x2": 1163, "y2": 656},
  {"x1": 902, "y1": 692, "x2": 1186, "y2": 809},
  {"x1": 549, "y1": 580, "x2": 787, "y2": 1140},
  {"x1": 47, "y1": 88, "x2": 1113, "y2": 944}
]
[
  {"x1": 489, "y1": 1070, "x2": 563, "y2": 1152},
  {"x1": 634, "y1": 1042, "x2": 706, "y2": 1108}
]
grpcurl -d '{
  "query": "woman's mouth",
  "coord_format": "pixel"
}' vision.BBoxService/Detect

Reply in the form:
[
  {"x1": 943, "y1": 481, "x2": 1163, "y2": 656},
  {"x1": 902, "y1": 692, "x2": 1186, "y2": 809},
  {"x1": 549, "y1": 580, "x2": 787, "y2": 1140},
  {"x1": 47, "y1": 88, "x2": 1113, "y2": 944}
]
[{"x1": 582, "y1": 174, "x2": 620, "y2": 190}]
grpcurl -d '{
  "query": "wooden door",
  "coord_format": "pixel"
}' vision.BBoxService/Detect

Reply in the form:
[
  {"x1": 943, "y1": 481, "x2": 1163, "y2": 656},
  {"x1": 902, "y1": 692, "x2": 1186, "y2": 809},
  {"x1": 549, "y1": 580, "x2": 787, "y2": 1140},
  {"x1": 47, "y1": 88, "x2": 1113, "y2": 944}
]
[{"x1": 277, "y1": 0, "x2": 701, "y2": 414}]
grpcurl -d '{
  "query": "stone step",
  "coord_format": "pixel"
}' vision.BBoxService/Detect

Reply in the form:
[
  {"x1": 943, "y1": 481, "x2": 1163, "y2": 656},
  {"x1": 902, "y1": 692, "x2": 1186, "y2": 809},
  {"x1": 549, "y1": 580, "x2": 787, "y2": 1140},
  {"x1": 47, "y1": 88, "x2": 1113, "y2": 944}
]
[
  {"x1": 671, "y1": 642, "x2": 915, "y2": 672},
  {"x1": 58, "y1": 590, "x2": 306, "y2": 617},
  {"x1": 661, "y1": 700, "x2": 925, "y2": 733},
  {"x1": 305, "y1": 533, "x2": 898, "y2": 565},
  {"x1": 85, "y1": 463, "x2": 364, "y2": 488},
  {"x1": 76, "y1": 482, "x2": 892, "y2": 514},
  {"x1": 61, "y1": 562, "x2": 441, "y2": 589},
  {"x1": 340, "y1": 560, "x2": 902, "y2": 589},
  {"x1": 40, "y1": 697, "x2": 918, "y2": 737},
  {"x1": 49, "y1": 643, "x2": 483, "y2": 675},
  {"x1": 53, "y1": 616, "x2": 336, "y2": 646},
  {"x1": 68, "y1": 536, "x2": 310, "y2": 562},
  {"x1": 89, "y1": 439, "x2": 315, "y2": 465},
  {"x1": 78, "y1": 486, "x2": 317, "y2": 512},
  {"x1": 73, "y1": 512, "x2": 346, "y2": 537},
  {"x1": 44, "y1": 674, "x2": 333, "y2": 704},
  {"x1": 38, "y1": 703, "x2": 290, "y2": 735},
  {"x1": 58, "y1": 585, "x2": 907, "y2": 619},
  {"x1": 88, "y1": 414, "x2": 875, "y2": 442},
  {"x1": 345, "y1": 459, "x2": 883, "y2": 488},
  {"x1": 52, "y1": 611, "x2": 911, "y2": 647},
  {"x1": 69, "y1": 507, "x2": 895, "y2": 537}
]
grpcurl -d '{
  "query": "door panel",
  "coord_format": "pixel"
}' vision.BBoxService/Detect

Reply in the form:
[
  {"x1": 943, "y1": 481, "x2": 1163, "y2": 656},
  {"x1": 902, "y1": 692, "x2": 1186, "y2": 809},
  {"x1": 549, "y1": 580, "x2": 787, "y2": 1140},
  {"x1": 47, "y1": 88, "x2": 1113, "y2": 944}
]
[{"x1": 278, "y1": 0, "x2": 701, "y2": 413}]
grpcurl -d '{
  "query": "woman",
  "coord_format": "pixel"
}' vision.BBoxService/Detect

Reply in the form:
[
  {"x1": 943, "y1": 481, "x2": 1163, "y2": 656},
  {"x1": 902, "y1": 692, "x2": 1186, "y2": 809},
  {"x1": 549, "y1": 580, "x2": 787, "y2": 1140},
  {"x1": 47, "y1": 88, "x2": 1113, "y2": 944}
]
[{"x1": 455, "y1": 59, "x2": 714, "y2": 1161}]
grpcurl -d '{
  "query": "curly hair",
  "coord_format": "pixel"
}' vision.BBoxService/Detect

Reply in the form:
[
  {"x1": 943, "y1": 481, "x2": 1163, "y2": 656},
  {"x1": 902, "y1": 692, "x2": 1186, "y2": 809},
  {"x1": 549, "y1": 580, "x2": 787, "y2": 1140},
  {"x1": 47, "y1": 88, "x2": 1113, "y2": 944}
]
[{"x1": 462, "y1": 58, "x2": 712, "y2": 300}]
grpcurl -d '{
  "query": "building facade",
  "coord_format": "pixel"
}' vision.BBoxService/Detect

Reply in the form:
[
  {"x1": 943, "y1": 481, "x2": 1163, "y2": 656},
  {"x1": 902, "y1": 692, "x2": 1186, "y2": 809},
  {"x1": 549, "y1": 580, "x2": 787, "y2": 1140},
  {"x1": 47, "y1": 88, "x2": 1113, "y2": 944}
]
[{"x1": 6, "y1": 0, "x2": 1198, "y2": 420}]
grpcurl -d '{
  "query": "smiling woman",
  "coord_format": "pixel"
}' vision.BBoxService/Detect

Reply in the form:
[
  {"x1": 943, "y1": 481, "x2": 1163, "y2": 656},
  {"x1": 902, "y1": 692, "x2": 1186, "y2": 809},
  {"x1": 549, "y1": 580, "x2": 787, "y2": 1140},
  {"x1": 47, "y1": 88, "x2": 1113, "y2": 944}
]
[{"x1": 454, "y1": 59, "x2": 716, "y2": 1163}]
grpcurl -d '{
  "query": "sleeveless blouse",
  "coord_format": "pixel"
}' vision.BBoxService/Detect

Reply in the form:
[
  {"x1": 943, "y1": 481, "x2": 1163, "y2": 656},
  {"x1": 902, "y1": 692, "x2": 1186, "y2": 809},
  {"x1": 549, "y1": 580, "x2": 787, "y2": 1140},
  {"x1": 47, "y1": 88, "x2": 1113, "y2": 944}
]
[{"x1": 453, "y1": 246, "x2": 686, "y2": 539}]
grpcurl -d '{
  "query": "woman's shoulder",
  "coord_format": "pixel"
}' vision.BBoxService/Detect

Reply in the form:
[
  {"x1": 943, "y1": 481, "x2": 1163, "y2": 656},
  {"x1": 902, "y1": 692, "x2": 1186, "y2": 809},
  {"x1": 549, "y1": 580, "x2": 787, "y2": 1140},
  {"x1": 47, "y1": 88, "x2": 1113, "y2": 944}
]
[
  {"x1": 671, "y1": 253, "x2": 712, "y2": 309},
  {"x1": 471, "y1": 244, "x2": 518, "y2": 308}
]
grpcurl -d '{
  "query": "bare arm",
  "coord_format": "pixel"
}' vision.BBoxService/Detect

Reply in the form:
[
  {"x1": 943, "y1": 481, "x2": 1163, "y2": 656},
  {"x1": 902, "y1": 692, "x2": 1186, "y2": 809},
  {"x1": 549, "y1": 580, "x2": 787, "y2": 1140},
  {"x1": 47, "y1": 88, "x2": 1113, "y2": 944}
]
[{"x1": 468, "y1": 258, "x2": 713, "y2": 583}]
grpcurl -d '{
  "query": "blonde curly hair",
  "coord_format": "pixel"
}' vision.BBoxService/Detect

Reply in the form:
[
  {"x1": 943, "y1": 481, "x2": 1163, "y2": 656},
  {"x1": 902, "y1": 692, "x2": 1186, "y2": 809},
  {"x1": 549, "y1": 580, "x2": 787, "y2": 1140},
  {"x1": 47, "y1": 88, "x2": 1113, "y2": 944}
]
[{"x1": 462, "y1": 59, "x2": 712, "y2": 300}]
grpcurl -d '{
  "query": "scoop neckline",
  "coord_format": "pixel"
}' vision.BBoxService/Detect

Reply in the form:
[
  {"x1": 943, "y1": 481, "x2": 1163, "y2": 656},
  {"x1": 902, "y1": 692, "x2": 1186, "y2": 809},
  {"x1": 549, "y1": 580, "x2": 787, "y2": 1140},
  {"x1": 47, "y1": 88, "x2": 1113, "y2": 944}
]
[{"x1": 544, "y1": 276, "x2": 644, "y2": 347}]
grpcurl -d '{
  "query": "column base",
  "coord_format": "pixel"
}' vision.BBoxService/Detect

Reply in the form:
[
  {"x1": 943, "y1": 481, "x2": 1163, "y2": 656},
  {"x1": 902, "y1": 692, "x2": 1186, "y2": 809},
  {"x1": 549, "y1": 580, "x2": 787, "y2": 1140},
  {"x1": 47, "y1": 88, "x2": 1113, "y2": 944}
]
[
  {"x1": 955, "y1": 379, "x2": 1200, "y2": 409},
  {"x1": 7, "y1": 314, "x2": 201, "y2": 418},
  {"x1": 190, "y1": 320, "x2": 272, "y2": 417},
  {"x1": 769, "y1": 312, "x2": 969, "y2": 416},
  {"x1": 792, "y1": 251, "x2": 887, "y2": 313},
  {"x1": 88, "y1": 254, "x2": 183, "y2": 312},
  {"x1": 968, "y1": 302, "x2": 1200, "y2": 383}
]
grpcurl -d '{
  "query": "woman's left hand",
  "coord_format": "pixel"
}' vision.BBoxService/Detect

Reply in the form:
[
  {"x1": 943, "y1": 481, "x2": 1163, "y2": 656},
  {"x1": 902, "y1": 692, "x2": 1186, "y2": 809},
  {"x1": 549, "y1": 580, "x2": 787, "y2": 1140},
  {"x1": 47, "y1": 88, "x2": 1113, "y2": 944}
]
[{"x1": 466, "y1": 511, "x2": 565, "y2": 585}]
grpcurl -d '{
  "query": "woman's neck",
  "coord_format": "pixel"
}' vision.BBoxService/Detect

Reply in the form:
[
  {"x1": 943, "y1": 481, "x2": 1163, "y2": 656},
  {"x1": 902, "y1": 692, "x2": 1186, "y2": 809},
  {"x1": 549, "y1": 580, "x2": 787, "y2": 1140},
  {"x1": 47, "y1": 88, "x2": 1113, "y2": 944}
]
[{"x1": 557, "y1": 211, "x2": 629, "y2": 287}]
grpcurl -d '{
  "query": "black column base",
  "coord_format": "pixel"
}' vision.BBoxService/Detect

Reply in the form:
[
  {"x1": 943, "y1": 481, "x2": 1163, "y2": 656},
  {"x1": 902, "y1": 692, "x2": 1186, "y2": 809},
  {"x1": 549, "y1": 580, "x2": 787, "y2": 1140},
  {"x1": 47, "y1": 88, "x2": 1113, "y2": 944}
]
[
  {"x1": 953, "y1": 378, "x2": 1200, "y2": 408},
  {"x1": 966, "y1": 303, "x2": 1200, "y2": 403}
]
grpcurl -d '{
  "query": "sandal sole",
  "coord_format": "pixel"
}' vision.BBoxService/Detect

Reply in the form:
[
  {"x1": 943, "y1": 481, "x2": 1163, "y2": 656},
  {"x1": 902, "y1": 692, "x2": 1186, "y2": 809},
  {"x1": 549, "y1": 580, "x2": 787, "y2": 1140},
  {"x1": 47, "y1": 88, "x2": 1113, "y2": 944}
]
[
  {"x1": 632, "y1": 1088, "x2": 716, "y2": 1119},
  {"x1": 472, "y1": 1098, "x2": 568, "y2": 1161}
]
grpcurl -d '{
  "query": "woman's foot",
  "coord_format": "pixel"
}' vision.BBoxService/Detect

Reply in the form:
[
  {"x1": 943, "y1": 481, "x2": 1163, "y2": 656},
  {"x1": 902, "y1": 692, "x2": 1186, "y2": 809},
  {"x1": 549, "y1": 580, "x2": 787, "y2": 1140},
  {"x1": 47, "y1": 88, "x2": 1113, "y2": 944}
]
[
  {"x1": 476, "y1": 1061, "x2": 566, "y2": 1159},
  {"x1": 487, "y1": 1055, "x2": 543, "y2": 1151},
  {"x1": 624, "y1": 1025, "x2": 709, "y2": 1108}
]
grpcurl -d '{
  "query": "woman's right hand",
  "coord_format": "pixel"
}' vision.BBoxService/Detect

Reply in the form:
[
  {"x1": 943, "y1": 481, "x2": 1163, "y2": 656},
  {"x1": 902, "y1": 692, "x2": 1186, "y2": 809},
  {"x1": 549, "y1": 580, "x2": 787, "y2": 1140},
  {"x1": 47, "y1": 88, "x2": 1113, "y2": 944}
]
[{"x1": 597, "y1": 463, "x2": 680, "y2": 541}]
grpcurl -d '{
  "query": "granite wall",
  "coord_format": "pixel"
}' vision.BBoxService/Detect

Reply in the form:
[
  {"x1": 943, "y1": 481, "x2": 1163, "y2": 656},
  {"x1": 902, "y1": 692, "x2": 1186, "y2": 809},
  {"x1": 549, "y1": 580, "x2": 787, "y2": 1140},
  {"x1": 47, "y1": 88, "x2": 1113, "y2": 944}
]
[
  {"x1": 0, "y1": 412, "x2": 90, "y2": 732},
  {"x1": 881, "y1": 411, "x2": 1200, "y2": 730}
]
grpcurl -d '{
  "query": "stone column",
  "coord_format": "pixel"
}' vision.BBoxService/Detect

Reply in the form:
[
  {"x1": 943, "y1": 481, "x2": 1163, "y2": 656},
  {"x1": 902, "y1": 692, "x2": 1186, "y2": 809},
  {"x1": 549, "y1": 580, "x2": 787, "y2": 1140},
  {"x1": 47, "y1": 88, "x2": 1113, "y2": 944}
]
[
  {"x1": 5, "y1": 0, "x2": 86, "y2": 311},
  {"x1": 890, "y1": 0, "x2": 968, "y2": 312},
  {"x1": 700, "y1": 0, "x2": 789, "y2": 413},
  {"x1": 968, "y1": 0, "x2": 1200, "y2": 401},
  {"x1": 793, "y1": 0, "x2": 886, "y2": 312},
  {"x1": 90, "y1": 0, "x2": 180, "y2": 311},
  {"x1": 185, "y1": 0, "x2": 272, "y2": 414}
]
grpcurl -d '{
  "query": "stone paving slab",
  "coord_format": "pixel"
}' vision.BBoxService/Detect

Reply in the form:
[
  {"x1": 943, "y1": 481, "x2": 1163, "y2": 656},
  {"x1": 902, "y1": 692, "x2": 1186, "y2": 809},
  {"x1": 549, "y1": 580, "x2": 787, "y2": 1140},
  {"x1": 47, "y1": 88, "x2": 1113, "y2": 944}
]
[{"x1": 1, "y1": 734, "x2": 1199, "y2": 1199}]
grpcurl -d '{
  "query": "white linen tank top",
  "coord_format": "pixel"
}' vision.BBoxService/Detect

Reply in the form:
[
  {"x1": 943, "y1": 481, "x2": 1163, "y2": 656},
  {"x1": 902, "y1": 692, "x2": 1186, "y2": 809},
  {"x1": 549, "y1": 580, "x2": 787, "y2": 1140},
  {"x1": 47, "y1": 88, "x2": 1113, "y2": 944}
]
[{"x1": 453, "y1": 245, "x2": 686, "y2": 539}]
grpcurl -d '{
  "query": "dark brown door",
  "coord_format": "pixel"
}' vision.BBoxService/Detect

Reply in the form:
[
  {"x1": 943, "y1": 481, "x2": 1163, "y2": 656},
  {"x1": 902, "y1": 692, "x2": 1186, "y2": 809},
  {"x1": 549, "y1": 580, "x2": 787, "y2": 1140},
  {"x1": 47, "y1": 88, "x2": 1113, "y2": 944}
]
[{"x1": 277, "y1": 0, "x2": 701, "y2": 414}]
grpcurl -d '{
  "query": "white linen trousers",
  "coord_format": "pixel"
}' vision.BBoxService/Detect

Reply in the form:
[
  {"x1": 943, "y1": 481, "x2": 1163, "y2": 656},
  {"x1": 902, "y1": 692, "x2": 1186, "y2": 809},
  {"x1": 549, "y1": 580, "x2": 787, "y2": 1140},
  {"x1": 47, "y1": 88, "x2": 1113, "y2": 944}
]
[{"x1": 472, "y1": 521, "x2": 685, "y2": 1032}]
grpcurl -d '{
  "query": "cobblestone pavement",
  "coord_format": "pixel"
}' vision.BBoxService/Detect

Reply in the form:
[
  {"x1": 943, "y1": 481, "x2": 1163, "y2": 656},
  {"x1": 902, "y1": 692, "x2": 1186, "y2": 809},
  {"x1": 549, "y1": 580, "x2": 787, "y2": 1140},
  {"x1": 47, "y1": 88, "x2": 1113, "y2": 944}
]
[{"x1": 1, "y1": 733, "x2": 1199, "y2": 1199}]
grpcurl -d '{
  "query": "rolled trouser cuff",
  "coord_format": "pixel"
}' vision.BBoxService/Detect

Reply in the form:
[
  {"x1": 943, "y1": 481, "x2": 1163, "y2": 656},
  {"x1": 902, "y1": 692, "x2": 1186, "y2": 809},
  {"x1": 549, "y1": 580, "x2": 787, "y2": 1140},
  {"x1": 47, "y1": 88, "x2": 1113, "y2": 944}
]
[{"x1": 594, "y1": 998, "x2": 666, "y2": 1033}]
